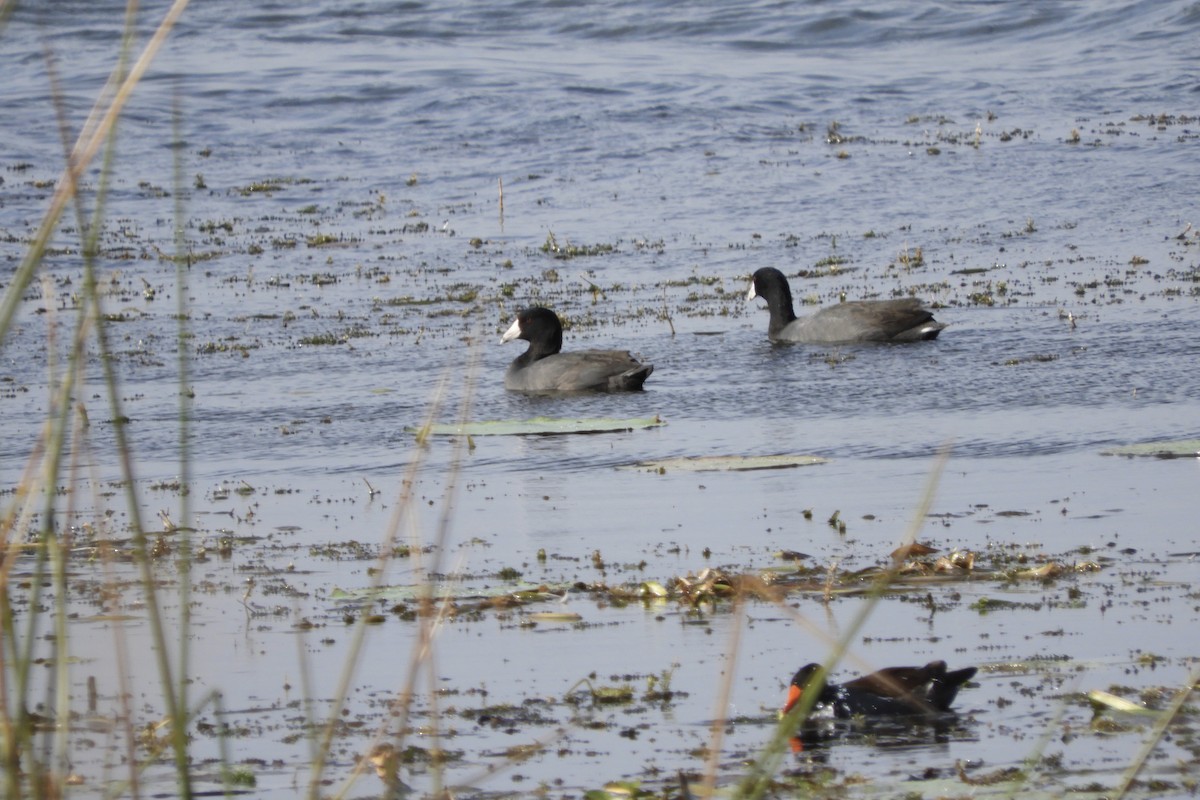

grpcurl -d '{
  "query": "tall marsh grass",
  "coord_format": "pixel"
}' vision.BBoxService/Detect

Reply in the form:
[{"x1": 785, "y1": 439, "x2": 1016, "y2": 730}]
[
  {"x1": 2, "y1": 4, "x2": 478, "y2": 793},
  {"x1": 2, "y1": 3, "x2": 209, "y2": 797}
]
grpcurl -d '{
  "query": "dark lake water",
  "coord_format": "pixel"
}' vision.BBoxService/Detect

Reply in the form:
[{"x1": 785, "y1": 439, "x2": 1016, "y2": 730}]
[{"x1": 2, "y1": 1, "x2": 1199, "y2": 797}]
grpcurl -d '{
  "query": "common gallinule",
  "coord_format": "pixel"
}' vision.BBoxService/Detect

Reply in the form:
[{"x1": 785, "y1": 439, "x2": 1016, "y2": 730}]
[{"x1": 783, "y1": 661, "x2": 976, "y2": 718}]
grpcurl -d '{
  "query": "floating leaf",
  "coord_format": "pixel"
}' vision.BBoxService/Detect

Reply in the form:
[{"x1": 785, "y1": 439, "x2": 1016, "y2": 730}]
[
  {"x1": 935, "y1": 550, "x2": 976, "y2": 572},
  {"x1": 639, "y1": 580, "x2": 669, "y2": 598},
  {"x1": 1013, "y1": 562, "x2": 1064, "y2": 580},
  {"x1": 410, "y1": 415, "x2": 664, "y2": 437},
  {"x1": 528, "y1": 611, "x2": 583, "y2": 623},
  {"x1": 885, "y1": 774, "x2": 1037, "y2": 798},
  {"x1": 1101, "y1": 439, "x2": 1200, "y2": 458},
  {"x1": 591, "y1": 686, "x2": 635, "y2": 704},
  {"x1": 1087, "y1": 689, "x2": 1160, "y2": 716},
  {"x1": 587, "y1": 781, "x2": 655, "y2": 799},
  {"x1": 892, "y1": 541, "x2": 938, "y2": 561},
  {"x1": 622, "y1": 454, "x2": 827, "y2": 473}
]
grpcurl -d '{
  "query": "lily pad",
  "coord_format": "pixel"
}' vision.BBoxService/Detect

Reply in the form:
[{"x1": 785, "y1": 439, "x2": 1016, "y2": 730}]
[
  {"x1": 622, "y1": 454, "x2": 827, "y2": 473},
  {"x1": 409, "y1": 415, "x2": 665, "y2": 437},
  {"x1": 1101, "y1": 438, "x2": 1200, "y2": 458}
]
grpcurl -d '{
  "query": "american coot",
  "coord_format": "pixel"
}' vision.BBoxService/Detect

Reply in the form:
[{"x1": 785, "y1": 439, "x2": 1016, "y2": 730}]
[
  {"x1": 748, "y1": 267, "x2": 946, "y2": 344},
  {"x1": 783, "y1": 661, "x2": 976, "y2": 718},
  {"x1": 500, "y1": 307, "x2": 653, "y2": 392}
]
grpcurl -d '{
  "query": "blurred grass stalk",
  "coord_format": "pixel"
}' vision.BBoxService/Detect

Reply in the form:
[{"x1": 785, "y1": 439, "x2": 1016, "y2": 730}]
[{"x1": 0, "y1": 2, "x2": 195, "y2": 797}]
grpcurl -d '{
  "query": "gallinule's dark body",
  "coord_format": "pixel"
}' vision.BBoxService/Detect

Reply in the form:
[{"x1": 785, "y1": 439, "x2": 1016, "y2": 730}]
[
  {"x1": 501, "y1": 307, "x2": 653, "y2": 392},
  {"x1": 783, "y1": 661, "x2": 976, "y2": 719},
  {"x1": 747, "y1": 267, "x2": 946, "y2": 344}
]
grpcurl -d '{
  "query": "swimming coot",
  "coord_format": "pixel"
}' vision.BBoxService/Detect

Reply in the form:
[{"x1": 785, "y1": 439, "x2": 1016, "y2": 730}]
[
  {"x1": 500, "y1": 307, "x2": 653, "y2": 392},
  {"x1": 748, "y1": 267, "x2": 945, "y2": 344}
]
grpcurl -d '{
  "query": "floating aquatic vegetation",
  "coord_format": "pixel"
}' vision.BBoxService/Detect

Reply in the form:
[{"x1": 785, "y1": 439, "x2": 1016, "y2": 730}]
[
  {"x1": 565, "y1": 678, "x2": 635, "y2": 707},
  {"x1": 622, "y1": 454, "x2": 826, "y2": 473},
  {"x1": 412, "y1": 415, "x2": 665, "y2": 437},
  {"x1": 527, "y1": 611, "x2": 583, "y2": 623},
  {"x1": 330, "y1": 581, "x2": 568, "y2": 604},
  {"x1": 890, "y1": 541, "x2": 939, "y2": 561},
  {"x1": 1087, "y1": 689, "x2": 1161, "y2": 718},
  {"x1": 1101, "y1": 439, "x2": 1200, "y2": 458},
  {"x1": 541, "y1": 230, "x2": 617, "y2": 259}
]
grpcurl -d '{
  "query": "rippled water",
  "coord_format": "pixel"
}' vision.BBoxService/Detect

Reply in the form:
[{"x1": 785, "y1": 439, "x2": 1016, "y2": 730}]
[{"x1": 2, "y1": 0, "x2": 1199, "y2": 796}]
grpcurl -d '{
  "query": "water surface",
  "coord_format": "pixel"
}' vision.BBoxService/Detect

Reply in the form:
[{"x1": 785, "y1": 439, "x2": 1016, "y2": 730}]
[{"x1": 2, "y1": 0, "x2": 1199, "y2": 796}]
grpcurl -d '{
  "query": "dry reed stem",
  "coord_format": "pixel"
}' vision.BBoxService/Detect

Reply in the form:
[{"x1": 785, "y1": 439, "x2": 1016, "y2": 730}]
[
  {"x1": 700, "y1": 595, "x2": 747, "y2": 795},
  {"x1": 304, "y1": 371, "x2": 450, "y2": 797},
  {"x1": 316, "y1": 332, "x2": 483, "y2": 797},
  {"x1": 2, "y1": 3, "x2": 195, "y2": 788}
]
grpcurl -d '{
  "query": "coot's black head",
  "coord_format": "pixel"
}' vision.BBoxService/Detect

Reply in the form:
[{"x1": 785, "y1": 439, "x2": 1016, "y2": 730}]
[
  {"x1": 501, "y1": 306, "x2": 563, "y2": 359},
  {"x1": 748, "y1": 267, "x2": 797, "y2": 324}
]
